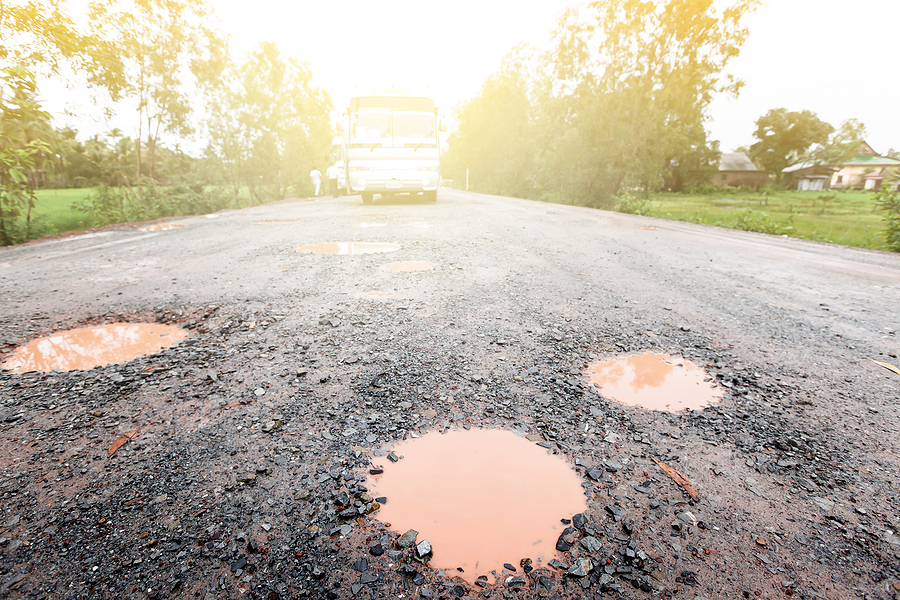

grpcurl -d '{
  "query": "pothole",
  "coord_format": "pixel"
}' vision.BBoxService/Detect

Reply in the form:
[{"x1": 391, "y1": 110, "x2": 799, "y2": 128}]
[
  {"x1": 369, "y1": 428, "x2": 586, "y2": 583},
  {"x1": 2, "y1": 323, "x2": 188, "y2": 373},
  {"x1": 139, "y1": 224, "x2": 184, "y2": 232},
  {"x1": 585, "y1": 352, "x2": 722, "y2": 412},
  {"x1": 296, "y1": 242, "x2": 401, "y2": 255},
  {"x1": 382, "y1": 261, "x2": 434, "y2": 271}
]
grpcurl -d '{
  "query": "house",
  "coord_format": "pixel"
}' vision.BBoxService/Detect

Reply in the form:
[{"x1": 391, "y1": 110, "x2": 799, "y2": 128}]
[
  {"x1": 830, "y1": 142, "x2": 900, "y2": 190},
  {"x1": 782, "y1": 161, "x2": 835, "y2": 191},
  {"x1": 712, "y1": 152, "x2": 769, "y2": 188}
]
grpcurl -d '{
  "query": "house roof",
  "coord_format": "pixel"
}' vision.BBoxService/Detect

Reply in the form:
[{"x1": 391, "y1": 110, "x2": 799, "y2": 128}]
[
  {"x1": 842, "y1": 154, "x2": 900, "y2": 167},
  {"x1": 783, "y1": 160, "x2": 833, "y2": 173},
  {"x1": 718, "y1": 152, "x2": 759, "y2": 172}
]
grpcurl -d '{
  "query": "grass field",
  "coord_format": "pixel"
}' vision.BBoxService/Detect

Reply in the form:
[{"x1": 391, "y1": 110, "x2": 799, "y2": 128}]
[
  {"x1": 646, "y1": 189, "x2": 888, "y2": 251},
  {"x1": 31, "y1": 188, "x2": 98, "y2": 234}
]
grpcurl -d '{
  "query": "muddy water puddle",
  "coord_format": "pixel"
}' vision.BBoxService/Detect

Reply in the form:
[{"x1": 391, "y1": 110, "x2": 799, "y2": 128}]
[
  {"x1": 296, "y1": 242, "x2": 401, "y2": 255},
  {"x1": 382, "y1": 261, "x2": 434, "y2": 271},
  {"x1": 369, "y1": 428, "x2": 586, "y2": 583},
  {"x1": 2, "y1": 323, "x2": 187, "y2": 373},
  {"x1": 139, "y1": 224, "x2": 184, "y2": 232},
  {"x1": 350, "y1": 223, "x2": 388, "y2": 228},
  {"x1": 585, "y1": 352, "x2": 722, "y2": 412}
]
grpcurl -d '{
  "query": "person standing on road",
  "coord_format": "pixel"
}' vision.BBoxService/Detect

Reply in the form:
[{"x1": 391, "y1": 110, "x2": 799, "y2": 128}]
[
  {"x1": 326, "y1": 163, "x2": 339, "y2": 198},
  {"x1": 309, "y1": 167, "x2": 322, "y2": 197}
]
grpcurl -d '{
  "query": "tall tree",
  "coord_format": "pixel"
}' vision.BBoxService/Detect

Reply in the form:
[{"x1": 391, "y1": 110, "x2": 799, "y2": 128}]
[
  {"x1": 87, "y1": 0, "x2": 223, "y2": 182},
  {"x1": 748, "y1": 108, "x2": 833, "y2": 177},
  {"x1": 444, "y1": 48, "x2": 537, "y2": 198},
  {"x1": 203, "y1": 42, "x2": 333, "y2": 201},
  {"x1": 0, "y1": 67, "x2": 53, "y2": 245},
  {"x1": 543, "y1": 0, "x2": 758, "y2": 205}
]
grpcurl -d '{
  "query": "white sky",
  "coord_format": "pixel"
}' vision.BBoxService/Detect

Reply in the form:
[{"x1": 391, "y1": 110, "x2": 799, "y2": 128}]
[{"x1": 45, "y1": 0, "x2": 900, "y2": 155}]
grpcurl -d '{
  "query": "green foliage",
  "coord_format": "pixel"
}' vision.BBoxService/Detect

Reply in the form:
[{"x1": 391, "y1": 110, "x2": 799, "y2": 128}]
[
  {"x1": 0, "y1": 66, "x2": 54, "y2": 245},
  {"x1": 201, "y1": 42, "x2": 333, "y2": 202},
  {"x1": 875, "y1": 187, "x2": 900, "y2": 252},
  {"x1": 443, "y1": 47, "x2": 537, "y2": 199},
  {"x1": 72, "y1": 182, "x2": 237, "y2": 227},
  {"x1": 614, "y1": 193, "x2": 657, "y2": 216},
  {"x1": 726, "y1": 210, "x2": 794, "y2": 235},
  {"x1": 749, "y1": 108, "x2": 833, "y2": 176},
  {"x1": 86, "y1": 0, "x2": 224, "y2": 181},
  {"x1": 541, "y1": 0, "x2": 757, "y2": 205}
]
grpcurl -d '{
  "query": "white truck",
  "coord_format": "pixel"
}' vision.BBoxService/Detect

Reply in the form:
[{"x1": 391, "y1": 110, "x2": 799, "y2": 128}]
[{"x1": 344, "y1": 92, "x2": 445, "y2": 203}]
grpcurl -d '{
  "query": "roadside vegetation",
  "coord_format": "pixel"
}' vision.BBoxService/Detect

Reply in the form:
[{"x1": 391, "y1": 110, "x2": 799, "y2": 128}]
[
  {"x1": 442, "y1": 0, "x2": 899, "y2": 252},
  {"x1": 0, "y1": 0, "x2": 333, "y2": 246}
]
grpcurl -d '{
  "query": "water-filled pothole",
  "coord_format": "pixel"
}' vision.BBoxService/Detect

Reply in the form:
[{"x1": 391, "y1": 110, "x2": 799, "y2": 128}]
[
  {"x1": 139, "y1": 224, "x2": 184, "y2": 232},
  {"x1": 369, "y1": 428, "x2": 586, "y2": 582},
  {"x1": 382, "y1": 261, "x2": 434, "y2": 271},
  {"x1": 2, "y1": 323, "x2": 187, "y2": 373},
  {"x1": 296, "y1": 242, "x2": 401, "y2": 255},
  {"x1": 585, "y1": 352, "x2": 722, "y2": 412}
]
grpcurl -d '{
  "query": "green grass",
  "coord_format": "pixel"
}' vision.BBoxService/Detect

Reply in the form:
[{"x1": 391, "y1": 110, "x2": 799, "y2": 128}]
[
  {"x1": 31, "y1": 188, "x2": 99, "y2": 233},
  {"x1": 646, "y1": 189, "x2": 888, "y2": 250}
]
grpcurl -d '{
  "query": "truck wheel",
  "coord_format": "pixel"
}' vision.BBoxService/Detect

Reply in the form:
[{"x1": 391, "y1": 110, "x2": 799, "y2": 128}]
[{"x1": 362, "y1": 192, "x2": 373, "y2": 203}]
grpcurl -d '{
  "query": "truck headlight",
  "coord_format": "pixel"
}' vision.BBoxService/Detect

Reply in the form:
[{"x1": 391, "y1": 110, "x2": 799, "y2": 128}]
[{"x1": 358, "y1": 178, "x2": 366, "y2": 187}]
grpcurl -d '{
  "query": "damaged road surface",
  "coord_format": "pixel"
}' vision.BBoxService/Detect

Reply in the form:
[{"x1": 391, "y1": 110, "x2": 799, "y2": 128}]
[{"x1": 0, "y1": 189, "x2": 899, "y2": 600}]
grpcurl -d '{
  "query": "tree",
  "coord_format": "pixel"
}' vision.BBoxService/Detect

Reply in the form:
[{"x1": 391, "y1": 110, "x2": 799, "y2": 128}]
[
  {"x1": 541, "y1": 0, "x2": 759, "y2": 205},
  {"x1": 0, "y1": 67, "x2": 53, "y2": 245},
  {"x1": 811, "y1": 118, "x2": 867, "y2": 166},
  {"x1": 203, "y1": 42, "x2": 333, "y2": 201},
  {"x1": 443, "y1": 48, "x2": 537, "y2": 198},
  {"x1": 748, "y1": 108, "x2": 833, "y2": 177},
  {"x1": 87, "y1": 0, "x2": 223, "y2": 182},
  {"x1": 0, "y1": 0, "x2": 82, "y2": 75}
]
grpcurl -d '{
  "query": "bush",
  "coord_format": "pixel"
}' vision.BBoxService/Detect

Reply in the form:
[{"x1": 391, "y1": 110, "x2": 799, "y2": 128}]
[
  {"x1": 724, "y1": 210, "x2": 794, "y2": 236},
  {"x1": 72, "y1": 182, "x2": 239, "y2": 227},
  {"x1": 614, "y1": 193, "x2": 657, "y2": 216},
  {"x1": 875, "y1": 187, "x2": 900, "y2": 252}
]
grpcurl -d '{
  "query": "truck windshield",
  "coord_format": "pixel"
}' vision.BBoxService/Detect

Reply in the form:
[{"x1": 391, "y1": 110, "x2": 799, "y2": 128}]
[
  {"x1": 354, "y1": 113, "x2": 391, "y2": 140},
  {"x1": 393, "y1": 114, "x2": 435, "y2": 140}
]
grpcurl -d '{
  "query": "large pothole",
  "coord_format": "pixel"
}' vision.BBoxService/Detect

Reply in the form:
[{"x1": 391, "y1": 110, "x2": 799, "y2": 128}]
[
  {"x1": 585, "y1": 352, "x2": 722, "y2": 412},
  {"x1": 368, "y1": 428, "x2": 587, "y2": 583},
  {"x1": 2, "y1": 323, "x2": 188, "y2": 373}
]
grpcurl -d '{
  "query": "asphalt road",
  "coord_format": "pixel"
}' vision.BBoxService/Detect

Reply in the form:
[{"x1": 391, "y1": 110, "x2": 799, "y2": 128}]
[{"x1": 1, "y1": 188, "x2": 899, "y2": 599}]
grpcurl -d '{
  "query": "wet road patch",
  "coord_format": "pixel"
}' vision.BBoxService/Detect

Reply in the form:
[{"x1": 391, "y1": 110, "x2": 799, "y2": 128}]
[
  {"x1": 297, "y1": 242, "x2": 401, "y2": 255},
  {"x1": 369, "y1": 428, "x2": 587, "y2": 582},
  {"x1": 382, "y1": 261, "x2": 434, "y2": 272},
  {"x1": 585, "y1": 352, "x2": 722, "y2": 412},
  {"x1": 2, "y1": 323, "x2": 187, "y2": 373},
  {"x1": 139, "y1": 224, "x2": 184, "y2": 232}
]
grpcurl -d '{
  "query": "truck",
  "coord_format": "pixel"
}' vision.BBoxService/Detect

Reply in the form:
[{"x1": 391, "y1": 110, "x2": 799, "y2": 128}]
[{"x1": 343, "y1": 92, "x2": 445, "y2": 203}]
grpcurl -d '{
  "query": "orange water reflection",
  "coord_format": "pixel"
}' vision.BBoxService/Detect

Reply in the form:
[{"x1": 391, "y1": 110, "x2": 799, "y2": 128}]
[
  {"x1": 585, "y1": 352, "x2": 722, "y2": 412},
  {"x1": 296, "y1": 242, "x2": 401, "y2": 255},
  {"x1": 139, "y1": 224, "x2": 184, "y2": 232},
  {"x1": 369, "y1": 429, "x2": 586, "y2": 583},
  {"x1": 2, "y1": 323, "x2": 187, "y2": 373}
]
